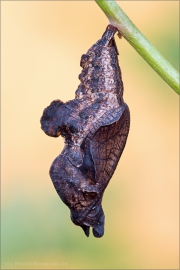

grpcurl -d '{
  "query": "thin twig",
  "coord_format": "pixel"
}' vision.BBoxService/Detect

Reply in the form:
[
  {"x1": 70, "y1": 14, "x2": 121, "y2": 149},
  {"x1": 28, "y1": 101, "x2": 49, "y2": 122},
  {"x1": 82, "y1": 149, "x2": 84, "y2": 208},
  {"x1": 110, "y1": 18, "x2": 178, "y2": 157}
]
[{"x1": 95, "y1": 0, "x2": 179, "y2": 95}]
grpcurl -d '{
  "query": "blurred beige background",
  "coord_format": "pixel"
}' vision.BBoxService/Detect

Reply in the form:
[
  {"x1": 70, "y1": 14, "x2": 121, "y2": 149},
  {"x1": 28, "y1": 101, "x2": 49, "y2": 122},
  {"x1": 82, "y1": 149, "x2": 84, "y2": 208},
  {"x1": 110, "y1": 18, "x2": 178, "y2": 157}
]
[{"x1": 1, "y1": 1, "x2": 179, "y2": 269}]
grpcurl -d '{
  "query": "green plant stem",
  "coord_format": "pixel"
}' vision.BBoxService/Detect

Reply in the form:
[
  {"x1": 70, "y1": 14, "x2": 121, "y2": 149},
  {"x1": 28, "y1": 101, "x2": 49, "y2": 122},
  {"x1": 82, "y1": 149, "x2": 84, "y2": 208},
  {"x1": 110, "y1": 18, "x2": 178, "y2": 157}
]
[{"x1": 95, "y1": 0, "x2": 180, "y2": 95}]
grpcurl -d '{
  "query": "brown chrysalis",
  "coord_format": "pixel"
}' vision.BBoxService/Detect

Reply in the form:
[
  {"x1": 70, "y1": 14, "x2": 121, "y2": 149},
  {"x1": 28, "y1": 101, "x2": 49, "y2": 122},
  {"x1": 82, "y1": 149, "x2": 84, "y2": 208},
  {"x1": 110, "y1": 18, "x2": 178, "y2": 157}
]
[{"x1": 40, "y1": 25, "x2": 130, "y2": 238}]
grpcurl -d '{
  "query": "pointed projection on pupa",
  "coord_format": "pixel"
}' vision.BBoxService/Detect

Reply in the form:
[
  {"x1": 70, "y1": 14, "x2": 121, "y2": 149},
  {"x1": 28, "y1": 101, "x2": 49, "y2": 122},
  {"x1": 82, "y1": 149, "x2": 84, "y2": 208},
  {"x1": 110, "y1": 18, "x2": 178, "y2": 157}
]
[{"x1": 40, "y1": 25, "x2": 130, "y2": 238}]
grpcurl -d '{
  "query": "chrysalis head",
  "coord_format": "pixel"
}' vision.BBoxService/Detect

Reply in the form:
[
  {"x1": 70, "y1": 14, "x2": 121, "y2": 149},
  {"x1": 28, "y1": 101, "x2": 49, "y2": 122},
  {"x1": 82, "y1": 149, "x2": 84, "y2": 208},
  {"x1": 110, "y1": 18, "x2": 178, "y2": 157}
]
[{"x1": 70, "y1": 193, "x2": 105, "y2": 238}]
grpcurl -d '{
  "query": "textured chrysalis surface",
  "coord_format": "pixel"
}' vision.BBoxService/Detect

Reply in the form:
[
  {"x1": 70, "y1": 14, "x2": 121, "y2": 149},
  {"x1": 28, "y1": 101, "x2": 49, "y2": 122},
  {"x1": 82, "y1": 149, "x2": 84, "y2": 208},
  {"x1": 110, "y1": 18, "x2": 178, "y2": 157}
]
[{"x1": 40, "y1": 25, "x2": 130, "y2": 238}]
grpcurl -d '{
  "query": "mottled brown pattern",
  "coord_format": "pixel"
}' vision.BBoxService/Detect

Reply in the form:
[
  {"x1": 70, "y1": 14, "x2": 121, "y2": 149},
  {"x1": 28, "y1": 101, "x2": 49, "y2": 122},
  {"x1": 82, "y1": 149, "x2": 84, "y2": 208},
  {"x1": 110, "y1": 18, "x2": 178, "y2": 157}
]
[{"x1": 40, "y1": 25, "x2": 130, "y2": 238}]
